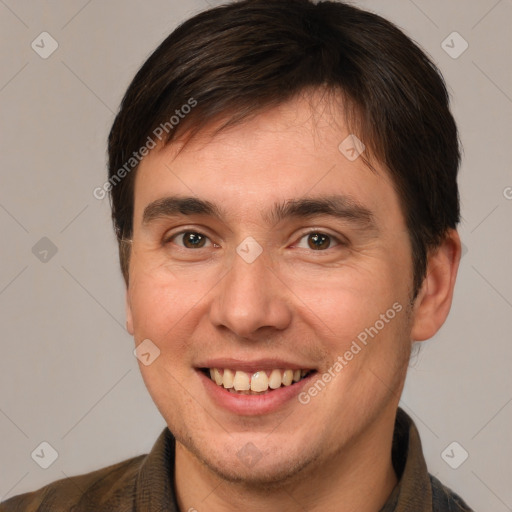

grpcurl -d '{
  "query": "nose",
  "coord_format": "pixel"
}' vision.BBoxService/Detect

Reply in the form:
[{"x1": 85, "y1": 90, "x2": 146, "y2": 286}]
[{"x1": 209, "y1": 248, "x2": 293, "y2": 339}]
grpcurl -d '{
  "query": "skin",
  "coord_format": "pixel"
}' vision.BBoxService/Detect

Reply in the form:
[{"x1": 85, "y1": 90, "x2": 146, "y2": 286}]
[{"x1": 125, "y1": 91, "x2": 461, "y2": 512}]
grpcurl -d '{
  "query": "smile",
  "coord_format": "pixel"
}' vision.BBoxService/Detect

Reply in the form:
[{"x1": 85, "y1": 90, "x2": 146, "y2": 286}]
[{"x1": 202, "y1": 368, "x2": 314, "y2": 394}]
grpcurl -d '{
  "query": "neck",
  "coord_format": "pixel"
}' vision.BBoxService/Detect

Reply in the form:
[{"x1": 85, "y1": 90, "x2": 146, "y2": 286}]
[{"x1": 174, "y1": 407, "x2": 399, "y2": 512}]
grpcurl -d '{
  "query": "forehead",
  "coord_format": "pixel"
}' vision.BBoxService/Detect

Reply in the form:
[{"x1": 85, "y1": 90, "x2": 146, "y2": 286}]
[{"x1": 132, "y1": 94, "x2": 402, "y2": 230}]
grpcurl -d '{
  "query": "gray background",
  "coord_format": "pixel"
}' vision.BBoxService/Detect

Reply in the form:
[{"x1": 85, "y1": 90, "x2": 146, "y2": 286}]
[{"x1": 0, "y1": 0, "x2": 511, "y2": 510}]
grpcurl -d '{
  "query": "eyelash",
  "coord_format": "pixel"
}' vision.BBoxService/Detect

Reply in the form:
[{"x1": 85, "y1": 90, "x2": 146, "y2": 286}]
[{"x1": 164, "y1": 229, "x2": 346, "y2": 251}]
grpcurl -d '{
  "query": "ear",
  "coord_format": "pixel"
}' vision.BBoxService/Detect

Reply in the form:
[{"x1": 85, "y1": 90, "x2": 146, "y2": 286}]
[
  {"x1": 125, "y1": 289, "x2": 134, "y2": 335},
  {"x1": 410, "y1": 229, "x2": 461, "y2": 341}
]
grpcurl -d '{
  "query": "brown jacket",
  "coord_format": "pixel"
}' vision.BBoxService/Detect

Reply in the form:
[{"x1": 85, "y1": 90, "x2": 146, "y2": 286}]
[{"x1": 0, "y1": 408, "x2": 474, "y2": 511}]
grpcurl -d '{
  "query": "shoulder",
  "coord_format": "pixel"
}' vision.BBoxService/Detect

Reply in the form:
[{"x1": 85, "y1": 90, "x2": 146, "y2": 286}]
[
  {"x1": 0, "y1": 454, "x2": 146, "y2": 512},
  {"x1": 430, "y1": 474, "x2": 476, "y2": 512}
]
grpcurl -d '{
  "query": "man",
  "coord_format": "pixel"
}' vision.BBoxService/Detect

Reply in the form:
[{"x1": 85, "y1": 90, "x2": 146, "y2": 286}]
[{"x1": 1, "y1": 0, "x2": 475, "y2": 510}]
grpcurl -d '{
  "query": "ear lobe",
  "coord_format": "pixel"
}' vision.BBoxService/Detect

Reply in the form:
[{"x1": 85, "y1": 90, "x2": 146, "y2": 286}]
[
  {"x1": 125, "y1": 290, "x2": 134, "y2": 335},
  {"x1": 410, "y1": 229, "x2": 461, "y2": 342}
]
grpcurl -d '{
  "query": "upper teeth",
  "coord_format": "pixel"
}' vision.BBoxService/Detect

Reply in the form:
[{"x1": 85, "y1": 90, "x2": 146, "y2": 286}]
[{"x1": 208, "y1": 368, "x2": 309, "y2": 392}]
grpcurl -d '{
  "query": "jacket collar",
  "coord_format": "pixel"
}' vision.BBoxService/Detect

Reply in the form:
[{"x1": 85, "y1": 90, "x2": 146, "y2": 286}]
[{"x1": 134, "y1": 408, "x2": 433, "y2": 512}]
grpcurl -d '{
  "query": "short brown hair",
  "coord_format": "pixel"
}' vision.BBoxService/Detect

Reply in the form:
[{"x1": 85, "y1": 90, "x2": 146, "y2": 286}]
[{"x1": 108, "y1": 0, "x2": 460, "y2": 297}]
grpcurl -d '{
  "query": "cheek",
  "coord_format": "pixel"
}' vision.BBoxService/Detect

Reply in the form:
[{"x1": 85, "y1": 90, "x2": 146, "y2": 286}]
[
  {"x1": 129, "y1": 271, "x2": 203, "y2": 412},
  {"x1": 128, "y1": 263, "x2": 205, "y2": 337},
  {"x1": 284, "y1": 261, "x2": 404, "y2": 345}
]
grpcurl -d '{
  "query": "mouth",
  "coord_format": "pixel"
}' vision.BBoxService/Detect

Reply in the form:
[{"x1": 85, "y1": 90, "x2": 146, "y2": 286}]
[{"x1": 199, "y1": 367, "x2": 316, "y2": 395}]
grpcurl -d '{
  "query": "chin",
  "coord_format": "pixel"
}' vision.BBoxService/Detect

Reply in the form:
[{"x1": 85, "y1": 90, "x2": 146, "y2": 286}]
[
  {"x1": 181, "y1": 431, "x2": 320, "y2": 489},
  {"x1": 207, "y1": 453, "x2": 318, "y2": 490}
]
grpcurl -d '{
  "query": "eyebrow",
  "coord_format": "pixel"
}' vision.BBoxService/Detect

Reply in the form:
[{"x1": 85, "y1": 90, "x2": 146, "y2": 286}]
[
  {"x1": 142, "y1": 195, "x2": 377, "y2": 231},
  {"x1": 142, "y1": 196, "x2": 223, "y2": 224}
]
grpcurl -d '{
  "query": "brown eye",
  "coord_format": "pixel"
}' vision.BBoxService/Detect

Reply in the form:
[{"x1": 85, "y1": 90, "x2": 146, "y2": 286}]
[
  {"x1": 307, "y1": 233, "x2": 331, "y2": 250},
  {"x1": 294, "y1": 231, "x2": 342, "y2": 251},
  {"x1": 170, "y1": 231, "x2": 210, "y2": 249}
]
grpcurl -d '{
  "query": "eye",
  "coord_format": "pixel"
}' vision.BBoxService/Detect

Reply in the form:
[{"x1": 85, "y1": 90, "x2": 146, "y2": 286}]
[
  {"x1": 166, "y1": 231, "x2": 213, "y2": 249},
  {"x1": 294, "y1": 231, "x2": 342, "y2": 251}
]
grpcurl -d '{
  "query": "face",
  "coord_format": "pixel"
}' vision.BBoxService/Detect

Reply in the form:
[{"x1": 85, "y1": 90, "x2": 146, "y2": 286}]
[{"x1": 126, "y1": 93, "x2": 416, "y2": 486}]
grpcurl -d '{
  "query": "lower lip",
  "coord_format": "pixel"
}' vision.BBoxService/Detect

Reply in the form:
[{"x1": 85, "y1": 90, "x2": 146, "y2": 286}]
[{"x1": 197, "y1": 370, "x2": 317, "y2": 416}]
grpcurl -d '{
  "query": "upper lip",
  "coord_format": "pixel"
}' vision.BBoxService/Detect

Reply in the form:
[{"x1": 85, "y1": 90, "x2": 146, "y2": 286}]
[{"x1": 196, "y1": 358, "x2": 315, "y2": 373}]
